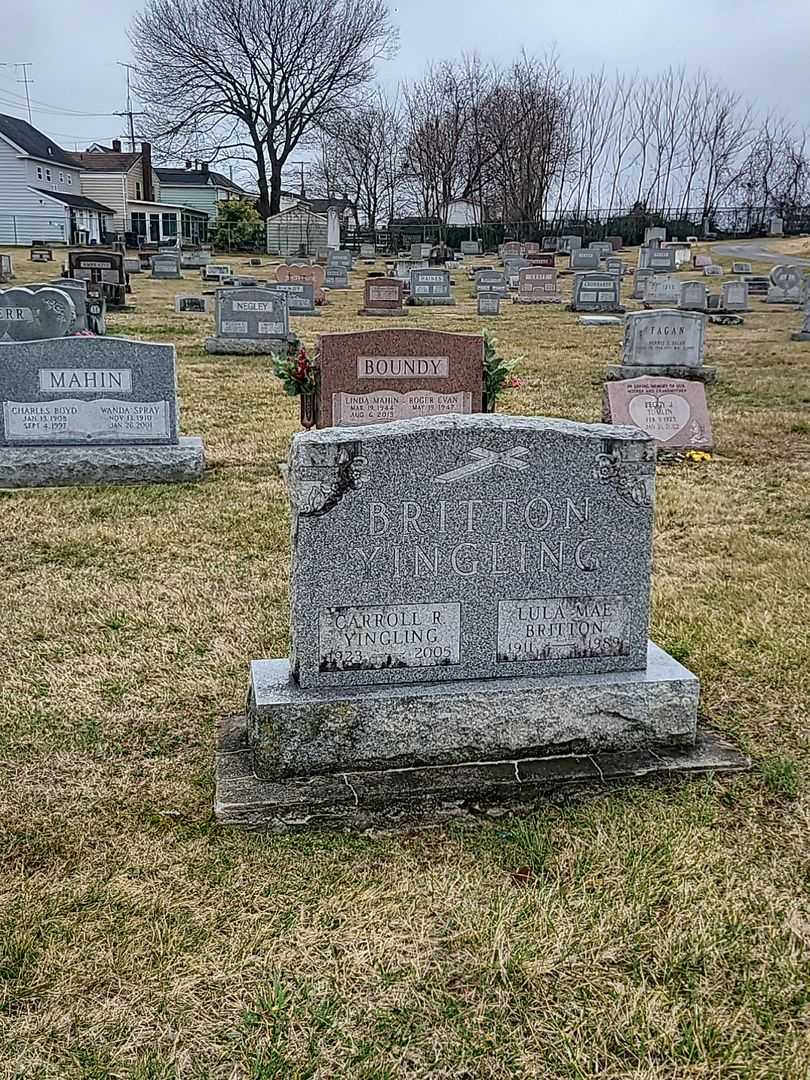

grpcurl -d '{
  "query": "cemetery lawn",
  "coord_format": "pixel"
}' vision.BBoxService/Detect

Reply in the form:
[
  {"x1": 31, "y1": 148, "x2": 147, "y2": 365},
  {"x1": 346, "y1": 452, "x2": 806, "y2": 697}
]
[{"x1": 2, "y1": 245, "x2": 809, "y2": 1080}]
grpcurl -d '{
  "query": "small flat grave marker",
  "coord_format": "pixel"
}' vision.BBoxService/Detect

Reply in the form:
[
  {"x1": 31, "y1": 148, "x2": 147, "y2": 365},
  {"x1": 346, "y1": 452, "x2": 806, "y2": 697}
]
[
  {"x1": 175, "y1": 295, "x2": 210, "y2": 315},
  {"x1": 604, "y1": 375, "x2": 713, "y2": 451}
]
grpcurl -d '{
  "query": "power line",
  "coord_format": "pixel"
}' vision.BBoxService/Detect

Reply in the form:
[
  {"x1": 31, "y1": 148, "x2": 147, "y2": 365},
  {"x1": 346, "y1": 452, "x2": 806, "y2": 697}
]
[{"x1": 0, "y1": 62, "x2": 33, "y2": 123}]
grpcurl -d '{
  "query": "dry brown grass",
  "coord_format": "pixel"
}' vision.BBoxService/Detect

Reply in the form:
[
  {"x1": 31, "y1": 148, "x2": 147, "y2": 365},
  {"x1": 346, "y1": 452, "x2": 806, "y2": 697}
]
[{"x1": 1, "y1": 244, "x2": 808, "y2": 1079}]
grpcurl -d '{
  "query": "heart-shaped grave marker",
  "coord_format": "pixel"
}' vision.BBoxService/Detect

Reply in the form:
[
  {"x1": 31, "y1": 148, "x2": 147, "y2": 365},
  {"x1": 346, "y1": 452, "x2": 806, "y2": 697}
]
[
  {"x1": 629, "y1": 392, "x2": 692, "y2": 442},
  {"x1": 0, "y1": 286, "x2": 76, "y2": 342}
]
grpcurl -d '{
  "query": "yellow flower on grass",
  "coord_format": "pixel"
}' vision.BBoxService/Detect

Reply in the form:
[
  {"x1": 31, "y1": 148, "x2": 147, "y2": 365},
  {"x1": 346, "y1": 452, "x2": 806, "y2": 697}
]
[{"x1": 684, "y1": 449, "x2": 712, "y2": 462}]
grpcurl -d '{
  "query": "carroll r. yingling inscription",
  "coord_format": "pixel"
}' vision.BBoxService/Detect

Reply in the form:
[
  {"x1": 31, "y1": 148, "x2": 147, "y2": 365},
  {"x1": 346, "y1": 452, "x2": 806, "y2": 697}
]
[
  {"x1": 319, "y1": 602, "x2": 461, "y2": 672},
  {"x1": 356, "y1": 494, "x2": 602, "y2": 579}
]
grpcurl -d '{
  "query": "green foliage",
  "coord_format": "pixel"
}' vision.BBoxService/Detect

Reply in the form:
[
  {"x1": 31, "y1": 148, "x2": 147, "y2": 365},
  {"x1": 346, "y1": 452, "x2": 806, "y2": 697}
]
[
  {"x1": 483, "y1": 330, "x2": 523, "y2": 410},
  {"x1": 271, "y1": 335, "x2": 317, "y2": 397},
  {"x1": 209, "y1": 198, "x2": 263, "y2": 248}
]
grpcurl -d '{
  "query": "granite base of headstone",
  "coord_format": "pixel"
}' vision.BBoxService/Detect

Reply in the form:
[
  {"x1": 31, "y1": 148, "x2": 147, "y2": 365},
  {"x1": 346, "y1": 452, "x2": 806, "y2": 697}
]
[
  {"x1": 215, "y1": 413, "x2": 747, "y2": 829},
  {"x1": 0, "y1": 337, "x2": 205, "y2": 489}
]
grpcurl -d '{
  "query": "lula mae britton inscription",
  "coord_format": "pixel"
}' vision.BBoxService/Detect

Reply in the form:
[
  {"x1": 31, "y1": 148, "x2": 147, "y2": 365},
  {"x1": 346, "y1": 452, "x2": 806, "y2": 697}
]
[{"x1": 289, "y1": 414, "x2": 655, "y2": 689}]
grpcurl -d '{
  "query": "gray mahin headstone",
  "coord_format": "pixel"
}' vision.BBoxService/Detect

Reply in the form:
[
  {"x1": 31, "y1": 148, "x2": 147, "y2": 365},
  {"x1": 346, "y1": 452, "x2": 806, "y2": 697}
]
[
  {"x1": 0, "y1": 286, "x2": 77, "y2": 341},
  {"x1": 0, "y1": 337, "x2": 204, "y2": 487},
  {"x1": 205, "y1": 287, "x2": 291, "y2": 354},
  {"x1": 215, "y1": 412, "x2": 748, "y2": 827}
]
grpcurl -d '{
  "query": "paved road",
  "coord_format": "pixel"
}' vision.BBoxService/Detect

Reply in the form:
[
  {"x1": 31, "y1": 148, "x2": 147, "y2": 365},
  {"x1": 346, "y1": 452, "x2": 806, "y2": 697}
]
[{"x1": 712, "y1": 240, "x2": 810, "y2": 265}]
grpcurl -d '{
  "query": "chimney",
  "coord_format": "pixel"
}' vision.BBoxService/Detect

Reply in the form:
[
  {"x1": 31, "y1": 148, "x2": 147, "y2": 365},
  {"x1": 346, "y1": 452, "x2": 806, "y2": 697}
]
[
  {"x1": 185, "y1": 159, "x2": 192, "y2": 171},
  {"x1": 141, "y1": 142, "x2": 154, "y2": 203},
  {"x1": 112, "y1": 139, "x2": 122, "y2": 152},
  {"x1": 201, "y1": 161, "x2": 209, "y2": 175}
]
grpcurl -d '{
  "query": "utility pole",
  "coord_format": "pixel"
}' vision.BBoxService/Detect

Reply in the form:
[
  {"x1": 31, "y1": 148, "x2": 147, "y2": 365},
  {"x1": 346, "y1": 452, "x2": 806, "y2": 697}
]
[
  {"x1": 0, "y1": 62, "x2": 33, "y2": 123},
  {"x1": 116, "y1": 62, "x2": 138, "y2": 151},
  {"x1": 289, "y1": 161, "x2": 308, "y2": 199}
]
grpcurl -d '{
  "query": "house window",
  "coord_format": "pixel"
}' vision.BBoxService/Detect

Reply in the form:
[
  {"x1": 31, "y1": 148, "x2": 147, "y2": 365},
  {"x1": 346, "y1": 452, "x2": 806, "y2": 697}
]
[
  {"x1": 67, "y1": 174, "x2": 72, "y2": 185},
  {"x1": 59, "y1": 172, "x2": 64, "y2": 183},
  {"x1": 136, "y1": 182, "x2": 142, "y2": 200},
  {"x1": 131, "y1": 212, "x2": 147, "y2": 238},
  {"x1": 36, "y1": 166, "x2": 43, "y2": 181},
  {"x1": 45, "y1": 168, "x2": 51, "y2": 182},
  {"x1": 161, "y1": 213, "x2": 177, "y2": 239}
]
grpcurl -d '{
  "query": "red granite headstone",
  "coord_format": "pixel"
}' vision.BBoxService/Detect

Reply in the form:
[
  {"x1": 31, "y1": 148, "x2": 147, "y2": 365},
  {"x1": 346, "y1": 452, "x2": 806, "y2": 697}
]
[
  {"x1": 359, "y1": 277, "x2": 406, "y2": 316},
  {"x1": 316, "y1": 328, "x2": 485, "y2": 428}
]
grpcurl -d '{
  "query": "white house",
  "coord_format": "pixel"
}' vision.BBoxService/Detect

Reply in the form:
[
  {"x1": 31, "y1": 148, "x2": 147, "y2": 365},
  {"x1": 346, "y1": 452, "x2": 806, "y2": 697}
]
[
  {"x1": 0, "y1": 113, "x2": 114, "y2": 245},
  {"x1": 73, "y1": 141, "x2": 208, "y2": 245}
]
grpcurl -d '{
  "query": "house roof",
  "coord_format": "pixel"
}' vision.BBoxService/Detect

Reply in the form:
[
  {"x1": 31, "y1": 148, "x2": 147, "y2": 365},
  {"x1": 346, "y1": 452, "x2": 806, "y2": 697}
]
[
  {"x1": 34, "y1": 189, "x2": 115, "y2": 214},
  {"x1": 157, "y1": 167, "x2": 249, "y2": 196},
  {"x1": 128, "y1": 198, "x2": 208, "y2": 217},
  {"x1": 0, "y1": 112, "x2": 78, "y2": 168},
  {"x1": 304, "y1": 197, "x2": 353, "y2": 215},
  {"x1": 71, "y1": 151, "x2": 142, "y2": 172}
]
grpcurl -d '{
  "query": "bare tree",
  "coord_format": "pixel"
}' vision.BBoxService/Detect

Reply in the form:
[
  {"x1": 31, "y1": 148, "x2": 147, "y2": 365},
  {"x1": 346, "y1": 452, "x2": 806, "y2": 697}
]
[{"x1": 130, "y1": 0, "x2": 398, "y2": 217}]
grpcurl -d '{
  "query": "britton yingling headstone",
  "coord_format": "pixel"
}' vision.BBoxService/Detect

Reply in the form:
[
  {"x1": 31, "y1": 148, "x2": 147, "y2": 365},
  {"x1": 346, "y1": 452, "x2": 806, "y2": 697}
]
[
  {"x1": 608, "y1": 309, "x2": 714, "y2": 383},
  {"x1": 316, "y1": 328, "x2": 484, "y2": 429},
  {"x1": 0, "y1": 336, "x2": 204, "y2": 488},
  {"x1": 216, "y1": 412, "x2": 747, "y2": 827},
  {"x1": 603, "y1": 375, "x2": 713, "y2": 452}
]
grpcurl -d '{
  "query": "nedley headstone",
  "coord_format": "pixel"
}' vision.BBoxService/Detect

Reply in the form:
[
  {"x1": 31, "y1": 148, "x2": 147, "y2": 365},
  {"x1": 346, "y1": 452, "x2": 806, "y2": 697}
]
[
  {"x1": 570, "y1": 272, "x2": 624, "y2": 313},
  {"x1": 205, "y1": 288, "x2": 290, "y2": 355},
  {"x1": 604, "y1": 376, "x2": 713, "y2": 451},
  {"x1": 0, "y1": 337, "x2": 204, "y2": 487},
  {"x1": 360, "y1": 278, "x2": 406, "y2": 317},
  {"x1": 213, "y1": 409, "x2": 751, "y2": 827},
  {"x1": 570, "y1": 249, "x2": 600, "y2": 271},
  {"x1": 0, "y1": 286, "x2": 77, "y2": 341},
  {"x1": 175, "y1": 295, "x2": 210, "y2": 314},
  {"x1": 608, "y1": 309, "x2": 714, "y2": 383},
  {"x1": 410, "y1": 268, "x2": 454, "y2": 305},
  {"x1": 316, "y1": 329, "x2": 484, "y2": 429},
  {"x1": 767, "y1": 264, "x2": 805, "y2": 304},
  {"x1": 515, "y1": 266, "x2": 560, "y2": 304}
]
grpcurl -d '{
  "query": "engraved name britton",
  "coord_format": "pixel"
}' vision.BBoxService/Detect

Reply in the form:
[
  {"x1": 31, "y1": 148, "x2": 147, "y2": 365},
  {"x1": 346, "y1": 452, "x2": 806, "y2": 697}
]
[{"x1": 356, "y1": 495, "x2": 602, "y2": 578}]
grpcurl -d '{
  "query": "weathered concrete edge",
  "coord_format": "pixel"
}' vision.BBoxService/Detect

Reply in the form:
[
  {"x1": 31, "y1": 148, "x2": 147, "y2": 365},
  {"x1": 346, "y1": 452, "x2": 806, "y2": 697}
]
[
  {"x1": 214, "y1": 716, "x2": 750, "y2": 831},
  {"x1": 0, "y1": 435, "x2": 205, "y2": 489}
]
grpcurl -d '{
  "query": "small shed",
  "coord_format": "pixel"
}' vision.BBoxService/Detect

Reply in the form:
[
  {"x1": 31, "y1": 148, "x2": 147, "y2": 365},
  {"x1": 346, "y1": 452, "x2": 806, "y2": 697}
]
[{"x1": 266, "y1": 202, "x2": 328, "y2": 257}]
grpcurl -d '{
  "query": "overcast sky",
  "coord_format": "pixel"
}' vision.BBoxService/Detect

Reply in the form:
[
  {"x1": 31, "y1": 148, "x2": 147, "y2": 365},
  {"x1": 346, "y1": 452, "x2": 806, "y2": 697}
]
[{"x1": 1, "y1": 0, "x2": 807, "y2": 176}]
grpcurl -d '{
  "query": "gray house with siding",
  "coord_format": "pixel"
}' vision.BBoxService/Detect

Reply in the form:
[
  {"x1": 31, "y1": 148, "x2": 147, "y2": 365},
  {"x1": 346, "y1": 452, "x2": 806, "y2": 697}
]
[{"x1": 0, "y1": 114, "x2": 114, "y2": 245}]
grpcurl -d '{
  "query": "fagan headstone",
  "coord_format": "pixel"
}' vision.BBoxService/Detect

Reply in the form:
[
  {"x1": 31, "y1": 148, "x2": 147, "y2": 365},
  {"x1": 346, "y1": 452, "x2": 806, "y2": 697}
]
[
  {"x1": 604, "y1": 376, "x2": 713, "y2": 452},
  {"x1": 410, "y1": 268, "x2": 454, "y2": 306},
  {"x1": 205, "y1": 287, "x2": 291, "y2": 354},
  {"x1": 609, "y1": 309, "x2": 714, "y2": 383},
  {"x1": 316, "y1": 329, "x2": 484, "y2": 429},
  {"x1": 216, "y1": 412, "x2": 747, "y2": 827},
  {"x1": 570, "y1": 272, "x2": 624, "y2": 313},
  {"x1": 515, "y1": 266, "x2": 560, "y2": 304},
  {"x1": 0, "y1": 337, "x2": 204, "y2": 488},
  {"x1": 175, "y1": 295, "x2": 211, "y2": 315},
  {"x1": 558, "y1": 235, "x2": 582, "y2": 254},
  {"x1": 268, "y1": 281, "x2": 319, "y2": 317},
  {"x1": 359, "y1": 277, "x2": 406, "y2": 317},
  {"x1": 0, "y1": 286, "x2": 77, "y2": 341}
]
